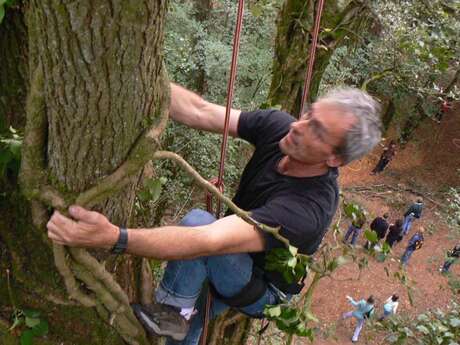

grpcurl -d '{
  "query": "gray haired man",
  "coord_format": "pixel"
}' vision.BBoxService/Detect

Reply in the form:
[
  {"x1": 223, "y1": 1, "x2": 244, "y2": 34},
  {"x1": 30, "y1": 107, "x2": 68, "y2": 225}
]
[{"x1": 47, "y1": 83, "x2": 382, "y2": 344}]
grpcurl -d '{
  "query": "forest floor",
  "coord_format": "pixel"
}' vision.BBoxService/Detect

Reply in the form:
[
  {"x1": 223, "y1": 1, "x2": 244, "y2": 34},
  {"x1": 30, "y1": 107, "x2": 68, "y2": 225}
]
[{"x1": 282, "y1": 104, "x2": 460, "y2": 345}]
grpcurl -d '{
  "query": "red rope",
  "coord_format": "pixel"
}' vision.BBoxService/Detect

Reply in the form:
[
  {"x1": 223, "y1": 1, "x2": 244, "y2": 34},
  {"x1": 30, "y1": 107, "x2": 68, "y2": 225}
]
[
  {"x1": 201, "y1": 1, "x2": 245, "y2": 344},
  {"x1": 299, "y1": 0, "x2": 325, "y2": 118}
]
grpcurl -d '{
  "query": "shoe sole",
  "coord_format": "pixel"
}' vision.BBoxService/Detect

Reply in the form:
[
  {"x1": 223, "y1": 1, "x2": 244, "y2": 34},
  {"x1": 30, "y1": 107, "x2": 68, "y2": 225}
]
[{"x1": 132, "y1": 304, "x2": 187, "y2": 341}]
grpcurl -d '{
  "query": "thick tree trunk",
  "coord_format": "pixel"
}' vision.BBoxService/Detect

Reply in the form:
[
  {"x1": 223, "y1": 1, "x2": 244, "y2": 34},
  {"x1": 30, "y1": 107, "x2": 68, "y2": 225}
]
[
  {"x1": 267, "y1": 0, "x2": 374, "y2": 115},
  {"x1": 1, "y1": 1, "x2": 169, "y2": 344},
  {"x1": 0, "y1": 6, "x2": 28, "y2": 131}
]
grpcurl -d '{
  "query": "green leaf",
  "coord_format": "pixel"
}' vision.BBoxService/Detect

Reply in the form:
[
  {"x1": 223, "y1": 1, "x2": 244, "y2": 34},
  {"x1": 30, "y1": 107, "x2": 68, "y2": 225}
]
[
  {"x1": 288, "y1": 246, "x2": 298, "y2": 256},
  {"x1": 23, "y1": 310, "x2": 40, "y2": 318},
  {"x1": 25, "y1": 317, "x2": 40, "y2": 328},
  {"x1": 31, "y1": 319, "x2": 48, "y2": 337},
  {"x1": 264, "y1": 305, "x2": 281, "y2": 318},
  {"x1": 416, "y1": 325, "x2": 430, "y2": 334},
  {"x1": 20, "y1": 330, "x2": 34, "y2": 345},
  {"x1": 364, "y1": 230, "x2": 378, "y2": 243},
  {"x1": 287, "y1": 256, "x2": 297, "y2": 268}
]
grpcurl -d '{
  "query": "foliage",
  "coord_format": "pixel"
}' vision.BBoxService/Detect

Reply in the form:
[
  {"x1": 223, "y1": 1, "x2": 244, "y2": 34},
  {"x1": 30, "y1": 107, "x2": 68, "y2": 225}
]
[
  {"x1": 445, "y1": 186, "x2": 460, "y2": 228},
  {"x1": 5, "y1": 270, "x2": 48, "y2": 345},
  {"x1": 265, "y1": 246, "x2": 311, "y2": 284},
  {"x1": 0, "y1": 126, "x2": 22, "y2": 180},
  {"x1": 342, "y1": 199, "x2": 367, "y2": 226},
  {"x1": 264, "y1": 303, "x2": 316, "y2": 341},
  {"x1": 377, "y1": 302, "x2": 460, "y2": 345},
  {"x1": 319, "y1": 0, "x2": 460, "y2": 140},
  {"x1": 9, "y1": 309, "x2": 49, "y2": 345},
  {"x1": 0, "y1": 0, "x2": 16, "y2": 24},
  {"x1": 140, "y1": 0, "x2": 280, "y2": 221}
]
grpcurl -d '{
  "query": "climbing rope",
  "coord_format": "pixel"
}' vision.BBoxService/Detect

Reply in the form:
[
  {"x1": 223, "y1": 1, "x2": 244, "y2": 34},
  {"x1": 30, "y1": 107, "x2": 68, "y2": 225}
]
[
  {"x1": 201, "y1": 1, "x2": 245, "y2": 344},
  {"x1": 299, "y1": 0, "x2": 325, "y2": 118},
  {"x1": 201, "y1": 0, "x2": 328, "y2": 341}
]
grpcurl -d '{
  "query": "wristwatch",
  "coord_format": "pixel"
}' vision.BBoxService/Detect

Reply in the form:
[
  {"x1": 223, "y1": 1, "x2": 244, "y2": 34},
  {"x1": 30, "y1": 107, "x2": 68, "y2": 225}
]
[{"x1": 110, "y1": 227, "x2": 128, "y2": 255}]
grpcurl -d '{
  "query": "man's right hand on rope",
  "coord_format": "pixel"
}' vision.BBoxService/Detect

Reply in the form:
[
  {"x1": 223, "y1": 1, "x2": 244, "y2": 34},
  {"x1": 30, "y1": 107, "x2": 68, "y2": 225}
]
[{"x1": 47, "y1": 206, "x2": 119, "y2": 249}]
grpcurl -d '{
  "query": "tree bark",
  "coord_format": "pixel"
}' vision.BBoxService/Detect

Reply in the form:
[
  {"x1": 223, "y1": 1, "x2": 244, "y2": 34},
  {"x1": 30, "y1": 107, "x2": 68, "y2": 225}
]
[
  {"x1": 0, "y1": 5, "x2": 28, "y2": 131},
  {"x1": 1, "y1": 1, "x2": 169, "y2": 344},
  {"x1": 267, "y1": 0, "x2": 375, "y2": 115}
]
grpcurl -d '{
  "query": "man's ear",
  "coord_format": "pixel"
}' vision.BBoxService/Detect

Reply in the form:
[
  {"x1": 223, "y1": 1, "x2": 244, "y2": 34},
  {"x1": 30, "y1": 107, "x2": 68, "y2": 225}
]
[{"x1": 326, "y1": 154, "x2": 344, "y2": 168}]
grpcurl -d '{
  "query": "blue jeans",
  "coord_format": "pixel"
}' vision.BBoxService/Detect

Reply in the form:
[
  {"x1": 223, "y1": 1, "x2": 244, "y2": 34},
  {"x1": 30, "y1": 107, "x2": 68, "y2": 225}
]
[
  {"x1": 155, "y1": 209, "x2": 282, "y2": 345},
  {"x1": 344, "y1": 224, "x2": 361, "y2": 245},
  {"x1": 401, "y1": 247, "x2": 415, "y2": 266},
  {"x1": 441, "y1": 258, "x2": 456, "y2": 273},
  {"x1": 402, "y1": 214, "x2": 415, "y2": 236}
]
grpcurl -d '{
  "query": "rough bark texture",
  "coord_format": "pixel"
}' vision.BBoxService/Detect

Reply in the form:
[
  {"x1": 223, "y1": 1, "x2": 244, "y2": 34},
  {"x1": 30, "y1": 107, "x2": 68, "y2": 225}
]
[
  {"x1": 267, "y1": 0, "x2": 375, "y2": 115},
  {"x1": 27, "y1": 0, "x2": 167, "y2": 222},
  {"x1": 0, "y1": 5, "x2": 29, "y2": 131},
  {"x1": 1, "y1": 1, "x2": 169, "y2": 344}
]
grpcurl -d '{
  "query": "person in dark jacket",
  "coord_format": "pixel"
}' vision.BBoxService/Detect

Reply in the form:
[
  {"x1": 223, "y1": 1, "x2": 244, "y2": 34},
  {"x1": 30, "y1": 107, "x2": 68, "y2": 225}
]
[
  {"x1": 402, "y1": 199, "x2": 423, "y2": 236},
  {"x1": 365, "y1": 213, "x2": 389, "y2": 249},
  {"x1": 440, "y1": 244, "x2": 460, "y2": 273},
  {"x1": 385, "y1": 219, "x2": 403, "y2": 248},
  {"x1": 371, "y1": 140, "x2": 396, "y2": 174},
  {"x1": 401, "y1": 227, "x2": 425, "y2": 267}
]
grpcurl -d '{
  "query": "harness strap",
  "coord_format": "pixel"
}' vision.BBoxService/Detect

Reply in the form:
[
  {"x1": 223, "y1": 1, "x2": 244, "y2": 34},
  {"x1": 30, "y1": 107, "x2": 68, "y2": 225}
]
[{"x1": 209, "y1": 267, "x2": 267, "y2": 308}]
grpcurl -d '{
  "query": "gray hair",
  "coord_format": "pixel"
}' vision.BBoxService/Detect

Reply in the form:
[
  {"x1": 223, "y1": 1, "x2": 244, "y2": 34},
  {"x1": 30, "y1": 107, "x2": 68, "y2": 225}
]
[{"x1": 319, "y1": 87, "x2": 382, "y2": 165}]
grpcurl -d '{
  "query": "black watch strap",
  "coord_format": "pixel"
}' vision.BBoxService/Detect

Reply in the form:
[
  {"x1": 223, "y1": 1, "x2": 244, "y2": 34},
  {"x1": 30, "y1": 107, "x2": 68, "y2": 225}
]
[{"x1": 110, "y1": 227, "x2": 128, "y2": 255}]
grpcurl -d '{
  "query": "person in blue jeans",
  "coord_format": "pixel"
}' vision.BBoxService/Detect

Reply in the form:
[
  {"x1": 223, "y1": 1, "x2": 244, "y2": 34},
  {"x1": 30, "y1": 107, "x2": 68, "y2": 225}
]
[
  {"x1": 344, "y1": 218, "x2": 365, "y2": 246},
  {"x1": 440, "y1": 244, "x2": 460, "y2": 273},
  {"x1": 342, "y1": 295, "x2": 375, "y2": 342},
  {"x1": 47, "y1": 83, "x2": 382, "y2": 344},
  {"x1": 151, "y1": 209, "x2": 284, "y2": 344},
  {"x1": 401, "y1": 227, "x2": 425, "y2": 267},
  {"x1": 402, "y1": 199, "x2": 424, "y2": 236}
]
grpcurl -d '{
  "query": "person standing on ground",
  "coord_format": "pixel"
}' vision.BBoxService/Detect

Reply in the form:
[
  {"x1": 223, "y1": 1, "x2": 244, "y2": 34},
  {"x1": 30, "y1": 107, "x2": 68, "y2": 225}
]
[
  {"x1": 371, "y1": 140, "x2": 396, "y2": 175},
  {"x1": 385, "y1": 219, "x2": 404, "y2": 248},
  {"x1": 440, "y1": 244, "x2": 460, "y2": 273},
  {"x1": 378, "y1": 294, "x2": 399, "y2": 321},
  {"x1": 344, "y1": 216, "x2": 366, "y2": 246},
  {"x1": 342, "y1": 295, "x2": 375, "y2": 343},
  {"x1": 402, "y1": 199, "x2": 424, "y2": 236},
  {"x1": 365, "y1": 213, "x2": 389, "y2": 249},
  {"x1": 401, "y1": 227, "x2": 425, "y2": 267}
]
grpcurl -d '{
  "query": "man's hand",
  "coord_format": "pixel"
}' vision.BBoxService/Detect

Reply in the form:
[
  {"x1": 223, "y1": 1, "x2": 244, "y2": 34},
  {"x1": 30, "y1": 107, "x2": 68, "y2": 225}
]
[{"x1": 47, "y1": 205, "x2": 119, "y2": 249}]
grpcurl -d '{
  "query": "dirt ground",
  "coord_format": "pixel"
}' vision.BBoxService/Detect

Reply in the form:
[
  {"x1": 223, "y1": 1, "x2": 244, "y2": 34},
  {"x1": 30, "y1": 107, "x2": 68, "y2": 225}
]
[{"x1": 289, "y1": 105, "x2": 460, "y2": 345}]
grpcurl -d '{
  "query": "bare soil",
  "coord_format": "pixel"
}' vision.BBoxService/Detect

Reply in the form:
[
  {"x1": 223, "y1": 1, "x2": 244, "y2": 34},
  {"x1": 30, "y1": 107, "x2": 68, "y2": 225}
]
[{"x1": 290, "y1": 104, "x2": 460, "y2": 345}]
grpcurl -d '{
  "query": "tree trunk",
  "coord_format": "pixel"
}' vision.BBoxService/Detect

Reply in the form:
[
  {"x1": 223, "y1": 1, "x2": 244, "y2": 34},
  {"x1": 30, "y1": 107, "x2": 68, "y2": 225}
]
[
  {"x1": 0, "y1": 5, "x2": 28, "y2": 131},
  {"x1": 1, "y1": 1, "x2": 169, "y2": 344},
  {"x1": 267, "y1": 0, "x2": 375, "y2": 115}
]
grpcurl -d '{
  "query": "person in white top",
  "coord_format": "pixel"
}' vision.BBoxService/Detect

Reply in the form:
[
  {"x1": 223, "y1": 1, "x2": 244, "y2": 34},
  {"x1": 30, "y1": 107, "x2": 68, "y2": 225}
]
[{"x1": 379, "y1": 294, "x2": 399, "y2": 321}]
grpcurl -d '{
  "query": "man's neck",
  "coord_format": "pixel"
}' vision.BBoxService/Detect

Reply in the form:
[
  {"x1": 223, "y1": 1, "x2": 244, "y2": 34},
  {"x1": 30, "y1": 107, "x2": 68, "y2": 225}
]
[{"x1": 277, "y1": 156, "x2": 330, "y2": 178}]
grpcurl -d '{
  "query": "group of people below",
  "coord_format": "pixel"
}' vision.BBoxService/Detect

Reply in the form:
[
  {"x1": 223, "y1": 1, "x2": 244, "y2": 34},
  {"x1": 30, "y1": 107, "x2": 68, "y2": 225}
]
[
  {"x1": 343, "y1": 199, "x2": 426, "y2": 267},
  {"x1": 342, "y1": 294, "x2": 399, "y2": 342},
  {"x1": 342, "y1": 199, "x2": 459, "y2": 342}
]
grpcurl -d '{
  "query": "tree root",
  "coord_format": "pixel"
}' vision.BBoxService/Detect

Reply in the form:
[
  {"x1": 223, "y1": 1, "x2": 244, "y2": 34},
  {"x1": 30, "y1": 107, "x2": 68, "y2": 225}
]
[{"x1": 52, "y1": 244, "x2": 96, "y2": 307}]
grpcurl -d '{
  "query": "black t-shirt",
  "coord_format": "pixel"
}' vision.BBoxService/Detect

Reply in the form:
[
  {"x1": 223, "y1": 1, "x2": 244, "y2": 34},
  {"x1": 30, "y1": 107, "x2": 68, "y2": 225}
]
[
  {"x1": 370, "y1": 217, "x2": 389, "y2": 239},
  {"x1": 229, "y1": 109, "x2": 339, "y2": 293}
]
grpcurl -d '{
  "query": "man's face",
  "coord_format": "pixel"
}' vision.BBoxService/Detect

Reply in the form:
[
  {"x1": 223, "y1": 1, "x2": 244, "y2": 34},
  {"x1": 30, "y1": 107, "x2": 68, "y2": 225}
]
[{"x1": 279, "y1": 100, "x2": 357, "y2": 167}]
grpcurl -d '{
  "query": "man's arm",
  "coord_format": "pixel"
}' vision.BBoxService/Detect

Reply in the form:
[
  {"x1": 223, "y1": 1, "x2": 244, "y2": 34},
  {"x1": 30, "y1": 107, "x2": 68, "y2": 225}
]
[
  {"x1": 47, "y1": 206, "x2": 265, "y2": 260},
  {"x1": 169, "y1": 83, "x2": 241, "y2": 136}
]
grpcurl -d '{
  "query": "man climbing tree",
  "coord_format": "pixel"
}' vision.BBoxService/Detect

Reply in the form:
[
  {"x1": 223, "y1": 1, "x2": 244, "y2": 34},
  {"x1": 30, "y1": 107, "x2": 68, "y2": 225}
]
[{"x1": 47, "y1": 82, "x2": 382, "y2": 344}]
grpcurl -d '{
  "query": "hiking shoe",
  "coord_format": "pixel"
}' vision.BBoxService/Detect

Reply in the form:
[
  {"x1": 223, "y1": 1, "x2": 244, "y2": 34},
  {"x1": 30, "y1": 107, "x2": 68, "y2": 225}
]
[{"x1": 132, "y1": 303, "x2": 190, "y2": 341}]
